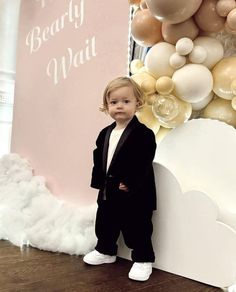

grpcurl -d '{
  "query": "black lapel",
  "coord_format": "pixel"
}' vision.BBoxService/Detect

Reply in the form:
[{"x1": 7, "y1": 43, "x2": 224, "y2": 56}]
[
  {"x1": 107, "y1": 116, "x2": 139, "y2": 172},
  {"x1": 102, "y1": 122, "x2": 116, "y2": 173}
]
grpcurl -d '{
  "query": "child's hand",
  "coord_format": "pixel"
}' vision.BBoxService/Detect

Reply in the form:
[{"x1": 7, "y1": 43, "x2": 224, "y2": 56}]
[{"x1": 119, "y1": 182, "x2": 129, "y2": 192}]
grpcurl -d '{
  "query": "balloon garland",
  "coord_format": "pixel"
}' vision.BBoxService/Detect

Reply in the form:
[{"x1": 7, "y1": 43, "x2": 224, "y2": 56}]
[{"x1": 129, "y1": 0, "x2": 236, "y2": 138}]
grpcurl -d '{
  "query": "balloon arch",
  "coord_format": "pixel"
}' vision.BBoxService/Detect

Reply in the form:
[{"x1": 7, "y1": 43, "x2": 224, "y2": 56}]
[{"x1": 128, "y1": 0, "x2": 236, "y2": 138}]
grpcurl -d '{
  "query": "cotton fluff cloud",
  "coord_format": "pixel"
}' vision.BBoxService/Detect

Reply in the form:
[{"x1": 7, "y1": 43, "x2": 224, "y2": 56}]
[{"x1": 0, "y1": 153, "x2": 97, "y2": 255}]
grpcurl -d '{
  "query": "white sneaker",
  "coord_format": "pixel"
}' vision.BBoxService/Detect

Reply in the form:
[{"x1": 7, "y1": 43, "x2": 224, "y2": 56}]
[
  {"x1": 83, "y1": 250, "x2": 116, "y2": 265},
  {"x1": 128, "y1": 262, "x2": 152, "y2": 281}
]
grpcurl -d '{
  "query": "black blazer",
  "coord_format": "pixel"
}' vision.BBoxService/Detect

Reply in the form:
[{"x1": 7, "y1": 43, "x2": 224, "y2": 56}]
[{"x1": 91, "y1": 116, "x2": 157, "y2": 210}]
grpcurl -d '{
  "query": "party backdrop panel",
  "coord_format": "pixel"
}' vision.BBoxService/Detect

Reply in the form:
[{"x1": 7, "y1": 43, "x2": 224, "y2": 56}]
[{"x1": 11, "y1": 0, "x2": 130, "y2": 205}]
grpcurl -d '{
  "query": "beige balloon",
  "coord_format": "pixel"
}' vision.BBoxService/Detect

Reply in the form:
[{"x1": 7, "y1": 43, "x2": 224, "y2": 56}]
[
  {"x1": 226, "y1": 8, "x2": 236, "y2": 30},
  {"x1": 202, "y1": 97, "x2": 236, "y2": 127},
  {"x1": 131, "y1": 72, "x2": 157, "y2": 95},
  {"x1": 130, "y1": 59, "x2": 144, "y2": 74},
  {"x1": 216, "y1": 0, "x2": 236, "y2": 17},
  {"x1": 161, "y1": 17, "x2": 199, "y2": 45},
  {"x1": 136, "y1": 105, "x2": 160, "y2": 134},
  {"x1": 194, "y1": 0, "x2": 225, "y2": 32},
  {"x1": 156, "y1": 126, "x2": 172, "y2": 143},
  {"x1": 146, "y1": 0, "x2": 202, "y2": 24},
  {"x1": 156, "y1": 76, "x2": 174, "y2": 95},
  {"x1": 212, "y1": 57, "x2": 236, "y2": 100}
]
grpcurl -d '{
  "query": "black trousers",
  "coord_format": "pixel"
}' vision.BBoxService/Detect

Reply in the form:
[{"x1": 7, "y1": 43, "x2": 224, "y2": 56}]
[{"x1": 95, "y1": 199, "x2": 155, "y2": 262}]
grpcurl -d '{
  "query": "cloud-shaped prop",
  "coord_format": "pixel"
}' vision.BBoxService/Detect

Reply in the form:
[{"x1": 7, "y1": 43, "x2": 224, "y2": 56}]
[
  {"x1": 0, "y1": 153, "x2": 96, "y2": 255},
  {"x1": 152, "y1": 164, "x2": 236, "y2": 288}
]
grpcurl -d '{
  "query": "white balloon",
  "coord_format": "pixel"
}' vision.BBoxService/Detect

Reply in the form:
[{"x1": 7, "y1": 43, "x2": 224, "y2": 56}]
[
  {"x1": 169, "y1": 52, "x2": 186, "y2": 69},
  {"x1": 176, "y1": 37, "x2": 194, "y2": 56},
  {"x1": 189, "y1": 45, "x2": 207, "y2": 64},
  {"x1": 145, "y1": 42, "x2": 176, "y2": 78},
  {"x1": 172, "y1": 64, "x2": 213, "y2": 103},
  {"x1": 191, "y1": 91, "x2": 214, "y2": 110},
  {"x1": 193, "y1": 36, "x2": 224, "y2": 69}
]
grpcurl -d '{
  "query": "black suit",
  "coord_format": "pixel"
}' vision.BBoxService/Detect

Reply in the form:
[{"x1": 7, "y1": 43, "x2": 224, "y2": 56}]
[{"x1": 91, "y1": 116, "x2": 157, "y2": 262}]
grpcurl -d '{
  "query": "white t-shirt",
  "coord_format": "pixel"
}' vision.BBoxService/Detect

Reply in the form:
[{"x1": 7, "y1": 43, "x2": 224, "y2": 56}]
[{"x1": 106, "y1": 128, "x2": 125, "y2": 171}]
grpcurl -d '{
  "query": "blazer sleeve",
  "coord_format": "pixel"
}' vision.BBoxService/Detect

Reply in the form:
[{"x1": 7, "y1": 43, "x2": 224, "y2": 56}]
[{"x1": 90, "y1": 130, "x2": 105, "y2": 190}]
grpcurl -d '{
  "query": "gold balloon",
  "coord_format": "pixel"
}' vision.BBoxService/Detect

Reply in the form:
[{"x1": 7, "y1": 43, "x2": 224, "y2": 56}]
[
  {"x1": 231, "y1": 96, "x2": 236, "y2": 110},
  {"x1": 202, "y1": 98, "x2": 236, "y2": 127},
  {"x1": 152, "y1": 94, "x2": 192, "y2": 128},
  {"x1": 156, "y1": 126, "x2": 172, "y2": 143},
  {"x1": 130, "y1": 59, "x2": 144, "y2": 74},
  {"x1": 156, "y1": 76, "x2": 174, "y2": 95},
  {"x1": 131, "y1": 72, "x2": 157, "y2": 95},
  {"x1": 131, "y1": 9, "x2": 162, "y2": 47},
  {"x1": 212, "y1": 57, "x2": 236, "y2": 100},
  {"x1": 136, "y1": 105, "x2": 160, "y2": 134}
]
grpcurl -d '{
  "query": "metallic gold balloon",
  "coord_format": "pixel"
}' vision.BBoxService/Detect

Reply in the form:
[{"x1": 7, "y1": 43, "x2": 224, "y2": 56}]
[
  {"x1": 202, "y1": 97, "x2": 236, "y2": 127},
  {"x1": 146, "y1": 0, "x2": 202, "y2": 24},
  {"x1": 231, "y1": 96, "x2": 236, "y2": 110},
  {"x1": 194, "y1": 0, "x2": 225, "y2": 32},
  {"x1": 131, "y1": 9, "x2": 162, "y2": 47},
  {"x1": 156, "y1": 76, "x2": 174, "y2": 95},
  {"x1": 152, "y1": 94, "x2": 192, "y2": 128},
  {"x1": 212, "y1": 57, "x2": 236, "y2": 100},
  {"x1": 161, "y1": 17, "x2": 199, "y2": 45},
  {"x1": 136, "y1": 105, "x2": 160, "y2": 134}
]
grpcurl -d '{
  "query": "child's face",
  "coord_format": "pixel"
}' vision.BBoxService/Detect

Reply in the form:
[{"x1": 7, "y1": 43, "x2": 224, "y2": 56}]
[{"x1": 107, "y1": 86, "x2": 138, "y2": 126}]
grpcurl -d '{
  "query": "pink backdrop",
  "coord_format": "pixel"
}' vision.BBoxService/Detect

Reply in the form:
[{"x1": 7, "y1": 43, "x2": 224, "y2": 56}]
[{"x1": 11, "y1": 0, "x2": 130, "y2": 205}]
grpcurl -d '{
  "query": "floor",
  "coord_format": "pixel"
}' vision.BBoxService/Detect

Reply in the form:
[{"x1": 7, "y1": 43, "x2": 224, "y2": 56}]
[{"x1": 0, "y1": 240, "x2": 223, "y2": 292}]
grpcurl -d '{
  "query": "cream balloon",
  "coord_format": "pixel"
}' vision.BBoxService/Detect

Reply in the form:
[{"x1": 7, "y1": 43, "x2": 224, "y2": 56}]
[
  {"x1": 131, "y1": 72, "x2": 157, "y2": 95},
  {"x1": 193, "y1": 36, "x2": 224, "y2": 69},
  {"x1": 176, "y1": 37, "x2": 194, "y2": 55},
  {"x1": 189, "y1": 46, "x2": 207, "y2": 64},
  {"x1": 156, "y1": 127, "x2": 172, "y2": 143},
  {"x1": 152, "y1": 94, "x2": 192, "y2": 128},
  {"x1": 145, "y1": 42, "x2": 176, "y2": 78},
  {"x1": 156, "y1": 76, "x2": 174, "y2": 95},
  {"x1": 146, "y1": 0, "x2": 202, "y2": 24},
  {"x1": 136, "y1": 104, "x2": 160, "y2": 134},
  {"x1": 169, "y1": 53, "x2": 186, "y2": 69},
  {"x1": 191, "y1": 91, "x2": 214, "y2": 111},
  {"x1": 130, "y1": 59, "x2": 144, "y2": 74},
  {"x1": 172, "y1": 64, "x2": 213, "y2": 103},
  {"x1": 202, "y1": 97, "x2": 236, "y2": 127},
  {"x1": 212, "y1": 56, "x2": 236, "y2": 100}
]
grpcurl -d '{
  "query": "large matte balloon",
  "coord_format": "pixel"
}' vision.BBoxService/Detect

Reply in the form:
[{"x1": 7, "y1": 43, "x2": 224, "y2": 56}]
[
  {"x1": 172, "y1": 64, "x2": 213, "y2": 103},
  {"x1": 194, "y1": 0, "x2": 225, "y2": 32},
  {"x1": 202, "y1": 97, "x2": 236, "y2": 127},
  {"x1": 145, "y1": 42, "x2": 176, "y2": 78},
  {"x1": 193, "y1": 36, "x2": 224, "y2": 69},
  {"x1": 162, "y1": 17, "x2": 199, "y2": 45},
  {"x1": 212, "y1": 56, "x2": 236, "y2": 100},
  {"x1": 191, "y1": 91, "x2": 214, "y2": 111},
  {"x1": 152, "y1": 94, "x2": 192, "y2": 128},
  {"x1": 131, "y1": 9, "x2": 162, "y2": 47},
  {"x1": 146, "y1": 0, "x2": 202, "y2": 24}
]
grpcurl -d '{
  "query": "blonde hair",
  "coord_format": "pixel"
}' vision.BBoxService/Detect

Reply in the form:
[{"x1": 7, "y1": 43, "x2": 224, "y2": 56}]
[{"x1": 100, "y1": 76, "x2": 145, "y2": 113}]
